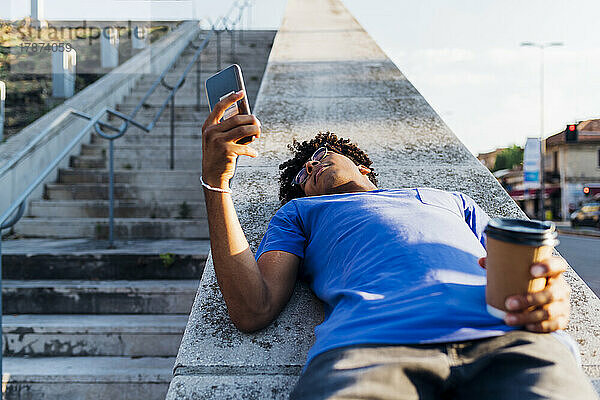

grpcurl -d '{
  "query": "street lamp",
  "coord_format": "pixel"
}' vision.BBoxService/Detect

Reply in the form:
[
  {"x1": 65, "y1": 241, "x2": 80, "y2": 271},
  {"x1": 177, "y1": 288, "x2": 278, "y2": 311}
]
[{"x1": 520, "y1": 41, "x2": 563, "y2": 220}]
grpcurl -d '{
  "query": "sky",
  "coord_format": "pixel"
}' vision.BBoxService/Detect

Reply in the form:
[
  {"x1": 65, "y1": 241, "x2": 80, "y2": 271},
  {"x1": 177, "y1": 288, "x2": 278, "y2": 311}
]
[{"x1": 3, "y1": 0, "x2": 599, "y2": 155}]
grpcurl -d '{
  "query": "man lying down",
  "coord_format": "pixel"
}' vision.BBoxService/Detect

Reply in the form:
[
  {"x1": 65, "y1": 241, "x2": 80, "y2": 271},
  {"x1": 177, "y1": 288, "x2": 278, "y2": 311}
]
[{"x1": 199, "y1": 91, "x2": 598, "y2": 400}]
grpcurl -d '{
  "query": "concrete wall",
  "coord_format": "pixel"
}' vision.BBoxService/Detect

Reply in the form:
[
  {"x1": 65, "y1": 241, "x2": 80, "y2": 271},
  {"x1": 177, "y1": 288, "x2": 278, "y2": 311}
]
[
  {"x1": 563, "y1": 145, "x2": 600, "y2": 179},
  {"x1": 167, "y1": 0, "x2": 600, "y2": 398},
  {"x1": 0, "y1": 20, "x2": 200, "y2": 222},
  {"x1": 547, "y1": 145, "x2": 600, "y2": 180}
]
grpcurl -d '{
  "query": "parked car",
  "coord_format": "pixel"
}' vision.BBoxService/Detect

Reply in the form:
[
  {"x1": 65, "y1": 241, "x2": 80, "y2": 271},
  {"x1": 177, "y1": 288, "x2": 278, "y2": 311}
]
[{"x1": 570, "y1": 202, "x2": 600, "y2": 229}]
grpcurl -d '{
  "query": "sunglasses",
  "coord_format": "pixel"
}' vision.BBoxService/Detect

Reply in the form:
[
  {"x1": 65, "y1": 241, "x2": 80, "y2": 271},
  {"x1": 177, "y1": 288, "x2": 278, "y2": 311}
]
[{"x1": 293, "y1": 147, "x2": 330, "y2": 186}]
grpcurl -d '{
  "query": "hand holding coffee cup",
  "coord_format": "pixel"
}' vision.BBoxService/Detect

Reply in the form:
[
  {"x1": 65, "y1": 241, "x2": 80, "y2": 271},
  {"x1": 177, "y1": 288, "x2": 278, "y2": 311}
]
[{"x1": 483, "y1": 219, "x2": 570, "y2": 332}]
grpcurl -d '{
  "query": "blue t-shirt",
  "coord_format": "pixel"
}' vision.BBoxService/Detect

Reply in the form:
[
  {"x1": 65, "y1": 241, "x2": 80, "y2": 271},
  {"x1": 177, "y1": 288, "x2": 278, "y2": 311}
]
[{"x1": 255, "y1": 188, "x2": 515, "y2": 366}]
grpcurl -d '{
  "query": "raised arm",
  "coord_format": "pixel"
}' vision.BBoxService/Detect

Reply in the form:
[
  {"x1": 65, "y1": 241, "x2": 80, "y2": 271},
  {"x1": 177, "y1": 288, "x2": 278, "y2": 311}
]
[{"x1": 201, "y1": 91, "x2": 300, "y2": 332}]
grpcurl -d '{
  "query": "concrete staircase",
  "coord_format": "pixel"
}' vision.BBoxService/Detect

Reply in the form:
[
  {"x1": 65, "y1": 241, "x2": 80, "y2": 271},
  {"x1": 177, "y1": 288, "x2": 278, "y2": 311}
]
[
  {"x1": 1, "y1": 242, "x2": 207, "y2": 400},
  {"x1": 13, "y1": 30, "x2": 275, "y2": 240},
  {"x1": 2, "y1": 30, "x2": 276, "y2": 399}
]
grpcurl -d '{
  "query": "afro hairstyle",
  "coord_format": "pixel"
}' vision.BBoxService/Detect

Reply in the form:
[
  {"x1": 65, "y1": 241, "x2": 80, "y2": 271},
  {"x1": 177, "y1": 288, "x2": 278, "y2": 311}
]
[{"x1": 278, "y1": 132, "x2": 378, "y2": 204}]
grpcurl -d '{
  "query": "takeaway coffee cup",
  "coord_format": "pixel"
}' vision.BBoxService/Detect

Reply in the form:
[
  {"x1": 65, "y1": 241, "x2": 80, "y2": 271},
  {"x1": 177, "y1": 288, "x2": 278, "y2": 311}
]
[{"x1": 484, "y1": 218, "x2": 559, "y2": 319}]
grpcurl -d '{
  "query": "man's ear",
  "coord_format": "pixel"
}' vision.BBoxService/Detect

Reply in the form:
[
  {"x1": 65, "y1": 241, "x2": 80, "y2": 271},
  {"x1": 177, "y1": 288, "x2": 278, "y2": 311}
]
[{"x1": 358, "y1": 165, "x2": 371, "y2": 175}]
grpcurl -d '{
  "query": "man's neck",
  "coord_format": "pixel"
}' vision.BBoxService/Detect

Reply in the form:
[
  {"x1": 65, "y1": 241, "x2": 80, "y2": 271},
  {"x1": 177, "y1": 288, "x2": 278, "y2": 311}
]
[{"x1": 326, "y1": 180, "x2": 378, "y2": 195}]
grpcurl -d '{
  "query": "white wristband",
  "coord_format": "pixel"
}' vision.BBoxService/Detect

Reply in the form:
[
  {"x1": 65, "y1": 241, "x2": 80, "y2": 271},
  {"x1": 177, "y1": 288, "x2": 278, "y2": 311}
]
[{"x1": 199, "y1": 176, "x2": 232, "y2": 193}]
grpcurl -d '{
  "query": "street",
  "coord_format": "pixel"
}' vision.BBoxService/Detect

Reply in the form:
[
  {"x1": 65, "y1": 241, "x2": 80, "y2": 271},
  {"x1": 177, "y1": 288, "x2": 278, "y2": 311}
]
[{"x1": 557, "y1": 234, "x2": 600, "y2": 297}]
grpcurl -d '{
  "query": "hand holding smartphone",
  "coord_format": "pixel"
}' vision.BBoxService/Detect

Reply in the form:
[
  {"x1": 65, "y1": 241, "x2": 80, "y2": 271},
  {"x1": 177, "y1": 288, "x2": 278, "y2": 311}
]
[{"x1": 205, "y1": 64, "x2": 253, "y2": 144}]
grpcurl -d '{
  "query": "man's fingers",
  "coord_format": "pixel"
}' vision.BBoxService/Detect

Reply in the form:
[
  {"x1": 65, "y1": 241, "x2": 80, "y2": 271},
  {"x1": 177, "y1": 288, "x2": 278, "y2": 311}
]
[
  {"x1": 530, "y1": 256, "x2": 567, "y2": 279},
  {"x1": 218, "y1": 114, "x2": 261, "y2": 134},
  {"x1": 525, "y1": 315, "x2": 569, "y2": 333},
  {"x1": 478, "y1": 257, "x2": 486, "y2": 269},
  {"x1": 229, "y1": 143, "x2": 258, "y2": 158},
  {"x1": 224, "y1": 124, "x2": 260, "y2": 143},
  {"x1": 203, "y1": 90, "x2": 245, "y2": 130},
  {"x1": 504, "y1": 300, "x2": 569, "y2": 326},
  {"x1": 499, "y1": 257, "x2": 571, "y2": 335},
  {"x1": 505, "y1": 276, "x2": 570, "y2": 311},
  {"x1": 505, "y1": 290, "x2": 550, "y2": 312}
]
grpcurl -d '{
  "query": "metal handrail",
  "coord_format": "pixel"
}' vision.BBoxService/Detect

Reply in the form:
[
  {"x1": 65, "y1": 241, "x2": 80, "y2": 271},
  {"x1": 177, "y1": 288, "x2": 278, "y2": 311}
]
[
  {"x1": 0, "y1": 108, "x2": 120, "y2": 179},
  {"x1": 0, "y1": 109, "x2": 110, "y2": 229},
  {"x1": 0, "y1": 0, "x2": 253, "y2": 378}
]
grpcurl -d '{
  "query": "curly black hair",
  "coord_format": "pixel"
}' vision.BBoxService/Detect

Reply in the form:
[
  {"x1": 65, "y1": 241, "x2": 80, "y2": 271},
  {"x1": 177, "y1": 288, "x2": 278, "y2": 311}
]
[{"x1": 278, "y1": 132, "x2": 378, "y2": 204}]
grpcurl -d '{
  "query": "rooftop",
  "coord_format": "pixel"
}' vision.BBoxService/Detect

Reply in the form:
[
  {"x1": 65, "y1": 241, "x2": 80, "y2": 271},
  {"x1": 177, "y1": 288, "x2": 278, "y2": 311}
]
[{"x1": 547, "y1": 118, "x2": 600, "y2": 146}]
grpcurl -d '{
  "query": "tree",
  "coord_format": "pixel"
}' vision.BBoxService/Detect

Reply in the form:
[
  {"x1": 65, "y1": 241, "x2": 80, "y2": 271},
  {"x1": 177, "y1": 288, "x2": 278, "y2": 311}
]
[{"x1": 493, "y1": 145, "x2": 523, "y2": 172}]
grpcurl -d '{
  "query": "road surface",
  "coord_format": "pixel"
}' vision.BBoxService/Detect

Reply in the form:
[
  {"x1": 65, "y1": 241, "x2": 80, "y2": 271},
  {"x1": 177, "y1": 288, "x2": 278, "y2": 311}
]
[{"x1": 557, "y1": 234, "x2": 600, "y2": 297}]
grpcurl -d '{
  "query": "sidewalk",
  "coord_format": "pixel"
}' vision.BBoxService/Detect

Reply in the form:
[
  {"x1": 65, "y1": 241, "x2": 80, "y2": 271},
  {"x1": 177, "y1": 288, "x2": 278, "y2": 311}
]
[{"x1": 555, "y1": 221, "x2": 600, "y2": 238}]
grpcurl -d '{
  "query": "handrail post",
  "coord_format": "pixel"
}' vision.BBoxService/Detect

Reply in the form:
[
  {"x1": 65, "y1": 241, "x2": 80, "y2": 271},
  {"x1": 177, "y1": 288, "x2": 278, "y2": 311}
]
[
  {"x1": 248, "y1": 1, "x2": 253, "y2": 35},
  {"x1": 108, "y1": 139, "x2": 115, "y2": 248},
  {"x1": 230, "y1": 28, "x2": 236, "y2": 61},
  {"x1": 196, "y1": 53, "x2": 202, "y2": 111},
  {"x1": 170, "y1": 96, "x2": 175, "y2": 170},
  {"x1": 240, "y1": 14, "x2": 244, "y2": 44},
  {"x1": 216, "y1": 30, "x2": 222, "y2": 70}
]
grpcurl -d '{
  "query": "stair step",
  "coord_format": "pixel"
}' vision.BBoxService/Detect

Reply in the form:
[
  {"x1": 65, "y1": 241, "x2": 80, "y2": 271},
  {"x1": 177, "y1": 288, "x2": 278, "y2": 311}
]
[
  {"x1": 111, "y1": 105, "x2": 210, "y2": 121},
  {"x1": 13, "y1": 217, "x2": 209, "y2": 239},
  {"x1": 111, "y1": 125, "x2": 206, "y2": 136},
  {"x1": 2, "y1": 356, "x2": 174, "y2": 400},
  {"x1": 91, "y1": 122, "x2": 208, "y2": 137},
  {"x1": 29, "y1": 200, "x2": 207, "y2": 219},
  {"x1": 2, "y1": 314, "x2": 188, "y2": 356},
  {"x1": 57, "y1": 169, "x2": 202, "y2": 185},
  {"x1": 2, "y1": 247, "x2": 208, "y2": 280},
  {"x1": 0, "y1": 238, "x2": 210, "y2": 253},
  {"x1": 79, "y1": 143, "x2": 202, "y2": 158},
  {"x1": 2, "y1": 280, "x2": 199, "y2": 314},
  {"x1": 92, "y1": 123, "x2": 208, "y2": 138},
  {"x1": 70, "y1": 152, "x2": 204, "y2": 170},
  {"x1": 44, "y1": 183, "x2": 204, "y2": 201},
  {"x1": 147, "y1": 119, "x2": 216, "y2": 127},
  {"x1": 70, "y1": 155, "x2": 106, "y2": 169},
  {"x1": 90, "y1": 132, "x2": 203, "y2": 145},
  {"x1": 72, "y1": 159, "x2": 202, "y2": 170}
]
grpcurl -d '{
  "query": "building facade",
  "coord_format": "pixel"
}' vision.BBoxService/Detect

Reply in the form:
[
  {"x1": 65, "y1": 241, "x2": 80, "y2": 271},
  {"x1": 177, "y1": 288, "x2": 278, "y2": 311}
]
[
  {"x1": 480, "y1": 119, "x2": 600, "y2": 221},
  {"x1": 546, "y1": 119, "x2": 600, "y2": 220}
]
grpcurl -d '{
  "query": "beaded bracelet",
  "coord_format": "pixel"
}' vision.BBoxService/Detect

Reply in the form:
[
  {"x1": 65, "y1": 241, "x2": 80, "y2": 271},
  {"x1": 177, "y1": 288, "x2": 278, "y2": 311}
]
[{"x1": 199, "y1": 176, "x2": 232, "y2": 194}]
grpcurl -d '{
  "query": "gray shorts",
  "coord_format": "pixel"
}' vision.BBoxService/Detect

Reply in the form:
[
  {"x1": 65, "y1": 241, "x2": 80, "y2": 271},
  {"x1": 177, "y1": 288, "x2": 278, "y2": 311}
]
[{"x1": 290, "y1": 330, "x2": 598, "y2": 400}]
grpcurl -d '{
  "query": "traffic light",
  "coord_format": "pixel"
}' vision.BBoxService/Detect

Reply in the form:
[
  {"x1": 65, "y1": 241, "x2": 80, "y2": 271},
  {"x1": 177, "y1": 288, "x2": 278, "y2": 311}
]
[
  {"x1": 566, "y1": 124, "x2": 578, "y2": 142},
  {"x1": 583, "y1": 186, "x2": 590, "y2": 195}
]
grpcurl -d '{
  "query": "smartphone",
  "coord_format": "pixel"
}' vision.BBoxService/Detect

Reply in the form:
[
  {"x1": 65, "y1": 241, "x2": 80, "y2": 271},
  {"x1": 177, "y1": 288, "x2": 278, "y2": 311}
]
[{"x1": 205, "y1": 64, "x2": 253, "y2": 144}]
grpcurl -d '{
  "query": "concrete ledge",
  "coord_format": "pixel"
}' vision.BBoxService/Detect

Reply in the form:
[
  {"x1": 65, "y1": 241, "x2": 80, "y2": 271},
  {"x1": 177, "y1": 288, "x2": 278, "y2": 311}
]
[
  {"x1": 168, "y1": 0, "x2": 600, "y2": 397},
  {"x1": 173, "y1": 266, "x2": 322, "y2": 373},
  {"x1": 166, "y1": 375, "x2": 297, "y2": 400}
]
